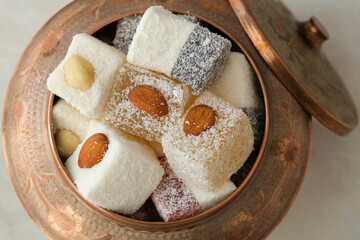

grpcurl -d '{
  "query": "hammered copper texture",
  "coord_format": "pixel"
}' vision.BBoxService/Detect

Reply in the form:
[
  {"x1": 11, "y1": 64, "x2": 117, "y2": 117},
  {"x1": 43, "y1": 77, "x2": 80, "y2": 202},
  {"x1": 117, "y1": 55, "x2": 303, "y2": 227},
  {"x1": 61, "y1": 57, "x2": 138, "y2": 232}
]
[
  {"x1": 231, "y1": 0, "x2": 358, "y2": 135},
  {"x1": 3, "y1": 0, "x2": 311, "y2": 239}
]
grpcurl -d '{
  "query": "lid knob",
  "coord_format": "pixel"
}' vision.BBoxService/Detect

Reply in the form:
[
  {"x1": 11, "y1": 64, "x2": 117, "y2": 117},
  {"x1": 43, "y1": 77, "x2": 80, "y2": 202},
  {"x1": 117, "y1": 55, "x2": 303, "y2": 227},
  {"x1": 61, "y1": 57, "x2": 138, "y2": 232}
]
[{"x1": 299, "y1": 17, "x2": 329, "y2": 51}]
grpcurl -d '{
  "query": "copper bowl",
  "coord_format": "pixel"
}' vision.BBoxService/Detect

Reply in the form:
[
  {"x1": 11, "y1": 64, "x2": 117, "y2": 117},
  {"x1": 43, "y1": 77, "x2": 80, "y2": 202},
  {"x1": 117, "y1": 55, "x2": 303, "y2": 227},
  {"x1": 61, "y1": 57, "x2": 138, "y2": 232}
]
[{"x1": 3, "y1": 0, "x2": 311, "y2": 239}]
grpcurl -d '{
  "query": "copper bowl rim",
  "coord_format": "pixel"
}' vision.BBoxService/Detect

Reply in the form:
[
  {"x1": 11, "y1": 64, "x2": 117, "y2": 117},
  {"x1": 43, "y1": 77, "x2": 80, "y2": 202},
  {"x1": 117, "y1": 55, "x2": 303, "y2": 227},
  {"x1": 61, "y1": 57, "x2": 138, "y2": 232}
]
[{"x1": 47, "y1": 9, "x2": 271, "y2": 232}]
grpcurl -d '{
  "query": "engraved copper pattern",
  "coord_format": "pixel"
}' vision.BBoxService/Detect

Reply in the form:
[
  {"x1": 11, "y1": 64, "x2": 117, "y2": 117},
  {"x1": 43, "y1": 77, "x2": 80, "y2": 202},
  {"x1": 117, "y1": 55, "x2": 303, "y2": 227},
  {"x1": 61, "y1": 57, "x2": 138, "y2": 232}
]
[
  {"x1": 230, "y1": 0, "x2": 358, "y2": 135},
  {"x1": 3, "y1": 0, "x2": 311, "y2": 239}
]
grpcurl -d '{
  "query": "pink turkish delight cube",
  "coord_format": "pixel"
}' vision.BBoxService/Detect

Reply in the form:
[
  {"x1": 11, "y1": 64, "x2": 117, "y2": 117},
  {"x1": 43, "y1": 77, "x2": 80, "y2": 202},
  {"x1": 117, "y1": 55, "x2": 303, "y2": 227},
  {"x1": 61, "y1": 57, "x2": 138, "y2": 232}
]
[{"x1": 151, "y1": 157, "x2": 203, "y2": 222}]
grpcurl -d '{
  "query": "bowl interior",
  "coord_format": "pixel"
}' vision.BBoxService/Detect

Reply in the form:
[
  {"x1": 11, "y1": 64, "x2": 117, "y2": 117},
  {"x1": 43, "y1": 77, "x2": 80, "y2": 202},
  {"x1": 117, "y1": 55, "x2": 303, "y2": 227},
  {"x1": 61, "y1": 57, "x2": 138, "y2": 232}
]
[{"x1": 49, "y1": 11, "x2": 269, "y2": 232}]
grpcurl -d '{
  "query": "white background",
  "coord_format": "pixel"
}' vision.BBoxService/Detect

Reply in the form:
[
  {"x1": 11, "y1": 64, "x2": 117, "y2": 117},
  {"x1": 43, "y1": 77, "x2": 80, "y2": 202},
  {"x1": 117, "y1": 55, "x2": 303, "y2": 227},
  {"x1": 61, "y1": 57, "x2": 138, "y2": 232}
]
[{"x1": 1, "y1": 0, "x2": 359, "y2": 239}]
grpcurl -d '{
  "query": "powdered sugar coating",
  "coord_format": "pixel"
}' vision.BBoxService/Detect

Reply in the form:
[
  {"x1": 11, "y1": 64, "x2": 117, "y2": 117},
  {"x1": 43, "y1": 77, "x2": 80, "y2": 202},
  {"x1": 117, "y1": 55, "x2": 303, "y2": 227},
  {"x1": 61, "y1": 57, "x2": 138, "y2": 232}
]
[
  {"x1": 179, "y1": 14, "x2": 201, "y2": 24},
  {"x1": 171, "y1": 25, "x2": 231, "y2": 94},
  {"x1": 127, "y1": 6, "x2": 230, "y2": 95},
  {"x1": 113, "y1": 15, "x2": 142, "y2": 54},
  {"x1": 210, "y1": 52, "x2": 260, "y2": 108},
  {"x1": 113, "y1": 13, "x2": 201, "y2": 55},
  {"x1": 47, "y1": 33, "x2": 126, "y2": 118},
  {"x1": 52, "y1": 99, "x2": 91, "y2": 140},
  {"x1": 151, "y1": 157, "x2": 203, "y2": 222},
  {"x1": 163, "y1": 91, "x2": 254, "y2": 191},
  {"x1": 209, "y1": 52, "x2": 265, "y2": 150},
  {"x1": 65, "y1": 120, "x2": 164, "y2": 214},
  {"x1": 102, "y1": 64, "x2": 192, "y2": 142},
  {"x1": 189, "y1": 180, "x2": 236, "y2": 210},
  {"x1": 127, "y1": 6, "x2": 196, "y2": 76}
]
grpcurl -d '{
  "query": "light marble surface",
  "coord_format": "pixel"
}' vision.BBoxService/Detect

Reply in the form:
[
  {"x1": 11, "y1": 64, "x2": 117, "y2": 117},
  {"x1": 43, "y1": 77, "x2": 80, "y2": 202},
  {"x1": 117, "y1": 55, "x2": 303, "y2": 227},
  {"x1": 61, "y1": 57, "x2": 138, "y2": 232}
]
[{"x1": 1, "y1": 0, "x2": 359, "y2": 239}]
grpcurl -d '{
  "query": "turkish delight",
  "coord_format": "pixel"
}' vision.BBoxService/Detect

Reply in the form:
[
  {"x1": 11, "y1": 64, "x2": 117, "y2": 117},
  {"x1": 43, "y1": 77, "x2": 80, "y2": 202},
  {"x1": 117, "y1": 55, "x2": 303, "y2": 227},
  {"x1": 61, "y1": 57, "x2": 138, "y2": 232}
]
[
  {"x1": 178, "y1": 14, "x2": 201, "y2": 24},
  {"x1": 152, "y1": 157, "x2": 236, "y2": 221},
  {"x1": 209, "y1": 52, "x2": 265, "y2": 149},
  {"x1": 102, "y1": 63, "x2": 192, "y2": 142},
  {"x1": 189, "y1": 180, "x2": 236, "y2": 210},
  {"x1": 113, "y1": 13, "x2": 201, "y2": 55},
  {"x1": 65, "y1": 120, "x2": 164, "y2": 214},
  {"x1": 127, "y1": 6, "x2": 231, "y2": 94},
  {"x1": 209, "y1": 52, "x2": 260, "y2": 109},
  {"x1": 52, "y1": 99, "x2": 91, "y2": 158},
  {"x1": 47, "y1": 33, "x2": 126, "y2": 118},
  {"x1": 163, "y1": 91, "x2": 254, "y2": 191},
  {"x1": 113, "y1": 15, "x2": 143, "y2": 54},
  {"x1": 151, "y1": 157, "x2": 203, "y2": 222}
]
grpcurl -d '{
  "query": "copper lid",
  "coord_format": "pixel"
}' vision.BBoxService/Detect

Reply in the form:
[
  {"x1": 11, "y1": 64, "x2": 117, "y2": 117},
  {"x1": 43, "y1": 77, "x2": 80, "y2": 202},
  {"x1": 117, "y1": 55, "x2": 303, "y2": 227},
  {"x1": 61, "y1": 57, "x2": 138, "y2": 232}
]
[{"x1": 230, "y1": 0, "x2": 358, "y2": 135}]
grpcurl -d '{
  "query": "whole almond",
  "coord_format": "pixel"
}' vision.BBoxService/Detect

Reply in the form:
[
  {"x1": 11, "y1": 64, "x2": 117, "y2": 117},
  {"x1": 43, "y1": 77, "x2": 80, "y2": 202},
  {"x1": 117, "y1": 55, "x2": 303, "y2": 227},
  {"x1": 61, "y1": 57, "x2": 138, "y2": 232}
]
[
  {"x1": 78, "y1": 133, "x2": 109, "y2": 168},
  {"x1": 128, "y1": 85, "x2": 169, "y2": 117},
  {"x1": 183, "y1": 105, "x2": 217, "y2": 136}
]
